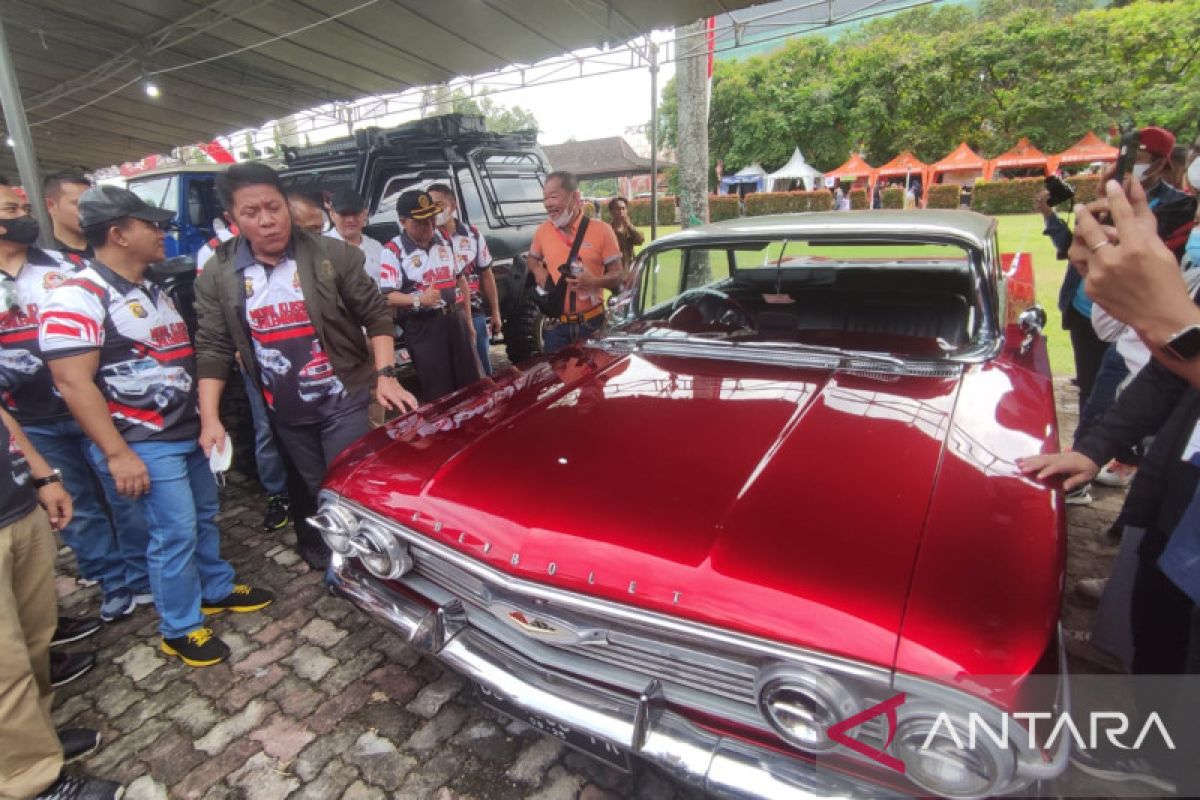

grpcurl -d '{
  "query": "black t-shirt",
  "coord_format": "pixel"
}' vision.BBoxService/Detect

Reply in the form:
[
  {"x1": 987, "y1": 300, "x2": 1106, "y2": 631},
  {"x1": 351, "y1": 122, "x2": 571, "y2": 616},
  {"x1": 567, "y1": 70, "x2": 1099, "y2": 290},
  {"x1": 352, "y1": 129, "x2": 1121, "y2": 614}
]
[
  {"x1": 52, "y1": 237, "x2": 93, "y2": 267},
  {"x1": 0, "y1": 422, "x2": 36, "y2": 528}
]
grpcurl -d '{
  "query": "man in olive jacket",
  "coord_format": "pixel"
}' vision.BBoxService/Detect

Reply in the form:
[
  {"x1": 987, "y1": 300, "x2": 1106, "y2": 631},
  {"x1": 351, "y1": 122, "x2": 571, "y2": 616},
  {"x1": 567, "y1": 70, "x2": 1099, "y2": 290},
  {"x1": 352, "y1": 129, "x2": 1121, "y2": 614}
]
[{"x1": 194, "y1": 163, "x2": 416, "y2": 568}]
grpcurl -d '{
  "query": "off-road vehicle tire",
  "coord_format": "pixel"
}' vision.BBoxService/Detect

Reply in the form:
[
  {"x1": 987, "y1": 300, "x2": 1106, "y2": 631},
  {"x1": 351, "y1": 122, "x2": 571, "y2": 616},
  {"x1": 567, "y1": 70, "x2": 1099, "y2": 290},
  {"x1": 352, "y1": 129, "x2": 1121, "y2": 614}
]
[{"x1": 502, "y1": 287, "x2": 544, "y2": 364}]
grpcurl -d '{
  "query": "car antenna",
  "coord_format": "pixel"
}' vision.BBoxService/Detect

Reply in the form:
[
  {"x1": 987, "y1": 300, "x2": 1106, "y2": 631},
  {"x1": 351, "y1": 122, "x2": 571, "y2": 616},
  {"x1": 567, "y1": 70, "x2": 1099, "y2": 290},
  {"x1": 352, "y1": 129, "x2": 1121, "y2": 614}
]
[{"x1": 763, "y1": 238, "x2": 794, "y2": 305}]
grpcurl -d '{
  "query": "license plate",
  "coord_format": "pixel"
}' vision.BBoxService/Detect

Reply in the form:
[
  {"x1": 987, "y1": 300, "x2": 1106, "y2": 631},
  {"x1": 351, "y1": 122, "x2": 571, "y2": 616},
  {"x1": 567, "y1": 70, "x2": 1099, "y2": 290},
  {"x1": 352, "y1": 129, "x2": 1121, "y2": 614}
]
[{"x1": 476, "y1": 683, "x2": 631, "y2": 771}]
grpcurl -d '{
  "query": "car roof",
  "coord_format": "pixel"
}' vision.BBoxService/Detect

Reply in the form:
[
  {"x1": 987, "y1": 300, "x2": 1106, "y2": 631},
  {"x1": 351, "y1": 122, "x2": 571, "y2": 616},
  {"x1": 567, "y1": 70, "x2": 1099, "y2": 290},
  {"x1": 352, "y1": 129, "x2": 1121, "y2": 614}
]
[{"x1": 651, "y1": 210, "x2": 998, "y2": 252}]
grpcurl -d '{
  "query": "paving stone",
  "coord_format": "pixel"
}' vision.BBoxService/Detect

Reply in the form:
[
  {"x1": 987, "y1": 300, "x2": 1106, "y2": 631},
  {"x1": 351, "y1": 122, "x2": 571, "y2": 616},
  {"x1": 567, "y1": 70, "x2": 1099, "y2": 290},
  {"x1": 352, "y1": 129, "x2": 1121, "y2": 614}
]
[
  {"x1": 346, "y1": 731, "x2": 416, "y2": 791},
  {"x1": 139, "y1": 726, "x2": 205, "y2": 785},
  {"x1": 196, "y1": 698, "x2": 272, "y2": 756},
  {"x1": 364, "y1": 663, "x2": 422, "y2": 704},
  {"x1": 305, "y1": 680, "x2": 373, "y2": 736},
  {"x1": 114, "y1": 644, "x2": 164, "y2": 682},
  {"x1": 402, "y1": 702, "x2": 469, "y2": 753},
  {"x1": 249, "y1": 712, "x2": 317, "y2": 763},
  {"x1": 373, "y1": 635, "x2": 422, "y2": 668},
  {"x1": 218, "y1": 663, "x2": 287, "y2": 713},
  {"x1": 111, "y1": 686, "x2": 181, "y2": 734},
  {"x1": 230, "y1": 636, "x2": 293, "y2": 675},
  {"x1": 342, "y1": 780, "x2": 387, "y2": 800},
  {"x1": 270, "y1": 675, "x2": 327, "y2": 719},
  {"x1": 186, "y1": 661, "x2": 238, "y2": 698},
  {"x1": 168, "y1": 695, "x2": 221, "y2": 739},
  {"x1": 123, "y1": 775, "x2": 169, "y2": 800},
  {"x1": 293, "y1": 723, "x2": 367, "y2": 782},
  {"x1": 405, "y1": 671, "x2": 464, "y2": 719},
  {"x1": 86, "y1": 718, "x2": 169, "y2": 776},
  {"x1": 294, "y1": 758, "x2": 359, "y2": 799},
  {"x1": 394, "y1": 750, "x2": 463, "y2": 798},
  {"x1": 354, "y1": 700, "x2": 418, "y2": 742},
  {"x1": 312, "y1": 593, "x2": 354, "y2": 622},
  {"x1": 321, "y1": 647, "x2": 383, "y2": 695},
  {"x1": 506, "y1": 737, "x2": 565, "y2": 786},
  {"x1": 227, "y1": 751, "x2": 300, "y2": 799},
  {"x1": 284, "y1": 644, "x2": 337, "y2": 682},
  {"x1": 51, "y1": 693, "x2": 91, "y2": 727},
  {"x1": 92, "y1": 674, "x2": 143, "y2": 718},
  {"x1": 273, "y1": 548, "x2": 301, "y2": 567},
  {"x1": 527, "y1": 766, "x2": 585, "y2": 800},
  {"x1": 451, "y1": 718, "x2": 522, "y2": 763},
  {"x1": 563, "y1": 751, "x2": 635, "y2": 794},
  {"x1": 299, "y1": 617, "x2": 349, "y2": 647}
]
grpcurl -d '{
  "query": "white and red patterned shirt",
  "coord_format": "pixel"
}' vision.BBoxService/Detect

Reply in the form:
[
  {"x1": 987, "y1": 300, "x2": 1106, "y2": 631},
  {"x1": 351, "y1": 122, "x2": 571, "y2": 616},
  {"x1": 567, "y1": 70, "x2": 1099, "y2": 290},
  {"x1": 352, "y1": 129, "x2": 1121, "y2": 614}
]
[
  {"x1": 237, "y1": 242, "x2": 363, "y2": 424},
  {"x1": 379, "y1": 230, "x2": 462, "y2": 306},
  {"x1": 0, "y1": 248, "x2": 77, "y2": 425},
  {"x1": 39, "y1": 262, "x2": 197, "y2": 441},
  {"x1": 441, "y1": 219, "x2": 491, "y2": 315}
]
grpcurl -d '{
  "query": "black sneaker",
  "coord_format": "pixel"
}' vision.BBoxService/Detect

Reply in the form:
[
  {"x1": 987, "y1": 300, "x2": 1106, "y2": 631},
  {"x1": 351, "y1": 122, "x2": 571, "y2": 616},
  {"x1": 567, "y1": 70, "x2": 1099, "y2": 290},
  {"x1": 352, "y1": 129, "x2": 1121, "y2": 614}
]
[
  {"x1": 160, "y1": 627, "x2": 230, "y2": 667},
  {"x1": 201, "y1": 584, "x2": 274, "y2": 615},
  {"x1": 59, "y1": 728, "x2": 101, "y2": 763},
  {"x1": 34, "y1": 773, "x2": 123, "y2": 799},
  {"x1": 262, "y1": 493, "x2": 290, "y2": 531},
  {"x1": 51, "y1": 616, "x2": 102, "y2": 648},
  {"x1": 50, "y1": 651, "x2": 96, "y2": 687}
]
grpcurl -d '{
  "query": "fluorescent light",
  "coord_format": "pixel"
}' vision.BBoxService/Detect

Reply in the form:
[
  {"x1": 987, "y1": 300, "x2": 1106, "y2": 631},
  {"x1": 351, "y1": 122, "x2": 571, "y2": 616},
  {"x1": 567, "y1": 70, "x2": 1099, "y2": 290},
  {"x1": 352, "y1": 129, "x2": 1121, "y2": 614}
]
[{"x1": 144, "y1": 80, "x2": 160, "y2": 98}]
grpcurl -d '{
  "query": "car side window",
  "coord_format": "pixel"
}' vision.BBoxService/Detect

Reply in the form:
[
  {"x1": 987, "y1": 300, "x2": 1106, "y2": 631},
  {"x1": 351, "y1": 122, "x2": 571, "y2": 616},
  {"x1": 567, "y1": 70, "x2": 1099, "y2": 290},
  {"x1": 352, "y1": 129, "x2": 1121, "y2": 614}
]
[{"x1": 636, "y1": 247, "x2": 733, "y2": 315}]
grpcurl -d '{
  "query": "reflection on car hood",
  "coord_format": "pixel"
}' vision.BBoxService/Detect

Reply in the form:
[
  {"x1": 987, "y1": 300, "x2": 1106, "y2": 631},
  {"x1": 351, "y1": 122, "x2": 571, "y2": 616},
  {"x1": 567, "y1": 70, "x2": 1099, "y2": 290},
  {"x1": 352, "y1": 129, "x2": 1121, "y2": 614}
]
[{"x1": 332, "y1": 348, "x2": 973, "y2": 669}]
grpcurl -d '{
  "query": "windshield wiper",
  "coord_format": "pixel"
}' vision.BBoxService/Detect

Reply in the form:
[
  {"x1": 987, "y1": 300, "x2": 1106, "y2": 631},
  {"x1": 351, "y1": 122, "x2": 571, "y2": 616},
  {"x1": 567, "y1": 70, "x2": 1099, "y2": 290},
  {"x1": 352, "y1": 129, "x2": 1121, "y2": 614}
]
[{"x1": 598, "y1": 331, "x2": 905, "y2": 367}]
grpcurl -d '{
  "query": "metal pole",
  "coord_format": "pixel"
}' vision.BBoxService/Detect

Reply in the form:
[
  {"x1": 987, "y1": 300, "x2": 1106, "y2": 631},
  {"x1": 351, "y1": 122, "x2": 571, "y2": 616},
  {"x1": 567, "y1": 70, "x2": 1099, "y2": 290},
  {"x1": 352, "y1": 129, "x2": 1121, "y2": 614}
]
[
  {"x1": 0, "y1": 12, "x2": 50, "y2": 248},
  {"x1": 649, "y1": 40, "x2": 659, "y2": 241}
]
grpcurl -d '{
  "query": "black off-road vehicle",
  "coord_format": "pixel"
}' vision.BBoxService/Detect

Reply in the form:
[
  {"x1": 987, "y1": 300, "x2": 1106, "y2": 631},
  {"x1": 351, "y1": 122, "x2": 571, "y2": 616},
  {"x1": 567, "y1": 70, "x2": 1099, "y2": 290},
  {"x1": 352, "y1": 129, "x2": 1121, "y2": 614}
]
[{"x1": 279, "y1": 113, "x2": 551, "y2": 363}]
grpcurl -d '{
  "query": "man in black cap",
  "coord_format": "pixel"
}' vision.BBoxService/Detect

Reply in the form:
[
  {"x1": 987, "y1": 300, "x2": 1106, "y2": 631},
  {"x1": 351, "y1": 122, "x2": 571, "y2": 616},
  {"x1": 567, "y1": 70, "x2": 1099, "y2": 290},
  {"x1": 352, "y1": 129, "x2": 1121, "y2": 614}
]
[
  {"x1": 40, "y1": 185, "x2": 274, "y2": 668},
  {"x1": 326, "y1": 187, "x2": 385, "y2": 288},
  {"x1": 380, "y1": 189, "x2": 481, "y2": 402}
]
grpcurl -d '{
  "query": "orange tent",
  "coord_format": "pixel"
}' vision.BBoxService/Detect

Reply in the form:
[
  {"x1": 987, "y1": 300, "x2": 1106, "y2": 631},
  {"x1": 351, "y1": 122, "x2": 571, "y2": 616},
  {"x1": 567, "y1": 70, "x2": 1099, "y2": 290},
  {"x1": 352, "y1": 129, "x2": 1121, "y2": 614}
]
[
  {"x1": 986, "y1": 137, "x2": 1048, "y2": 178},
  {"x1": 876, "y1": 150, "x2": 928, "y2": 179},
  {"x1": 1053, "y1": 131, "x2": 1118, "y2": 169},
  {"x1": 824, "y1": 153, "x2": 876, "y2": 182},
  {"x1": 932, "y1": 142, "x2": 986, "y2": 174}
]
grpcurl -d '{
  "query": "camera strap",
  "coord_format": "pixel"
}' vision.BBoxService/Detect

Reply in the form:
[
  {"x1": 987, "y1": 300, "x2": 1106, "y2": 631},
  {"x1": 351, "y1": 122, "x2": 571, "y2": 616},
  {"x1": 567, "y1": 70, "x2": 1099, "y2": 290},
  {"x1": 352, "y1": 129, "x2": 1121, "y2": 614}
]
[{"x1": 555, "y1": 215, "x2": 589, "y2": 314}]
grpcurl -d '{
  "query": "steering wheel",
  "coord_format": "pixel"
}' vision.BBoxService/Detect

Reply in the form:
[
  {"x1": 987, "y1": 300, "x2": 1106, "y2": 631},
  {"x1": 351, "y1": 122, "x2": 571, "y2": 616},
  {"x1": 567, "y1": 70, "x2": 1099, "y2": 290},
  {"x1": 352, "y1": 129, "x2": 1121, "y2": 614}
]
[{"x1": 668, "y1": 287, "x2": 751, "y2": 330}]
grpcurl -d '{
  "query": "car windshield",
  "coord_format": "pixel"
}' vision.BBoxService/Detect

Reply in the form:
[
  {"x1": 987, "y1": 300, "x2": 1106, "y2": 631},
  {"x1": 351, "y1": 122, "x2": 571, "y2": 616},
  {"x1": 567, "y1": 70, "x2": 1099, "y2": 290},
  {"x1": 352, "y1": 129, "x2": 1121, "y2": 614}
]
[{"x1": 616, "y1": 237, "x2": 985, "y2": 359}]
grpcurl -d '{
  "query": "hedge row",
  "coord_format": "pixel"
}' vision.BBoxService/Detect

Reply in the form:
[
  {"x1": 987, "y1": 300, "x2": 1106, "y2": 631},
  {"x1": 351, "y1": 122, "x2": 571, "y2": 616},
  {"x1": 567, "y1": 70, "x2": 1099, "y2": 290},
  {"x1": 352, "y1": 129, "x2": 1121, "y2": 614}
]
[
  {"x1": 628, "y1": 197, "x2": 676, "y2": 226},
  {"x1": 744, "y1": 190, "x2": 834, "y2": 216},
  {"x1": 882, "y1": 186, "x2": 905, "y2": 209},
  {"x1": 968, "y1": 178, "x2": 1044, "y2": 215},
  {"x1": 709, "y1": 195, "x2": 741, "y2": 222},
  {"x1": 925, "y1": 184, "x2": 962, "y2": 209},
  {"x1": 849, "y1": 188, "x2": 869, "y2": 210}
]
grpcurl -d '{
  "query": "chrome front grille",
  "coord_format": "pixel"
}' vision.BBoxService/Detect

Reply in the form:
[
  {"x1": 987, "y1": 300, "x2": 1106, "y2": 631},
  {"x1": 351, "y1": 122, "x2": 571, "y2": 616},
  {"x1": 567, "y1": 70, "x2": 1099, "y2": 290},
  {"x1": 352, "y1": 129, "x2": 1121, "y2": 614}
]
[{"x1": 410, "y1": 548, "x2": 761, "y2": 708}]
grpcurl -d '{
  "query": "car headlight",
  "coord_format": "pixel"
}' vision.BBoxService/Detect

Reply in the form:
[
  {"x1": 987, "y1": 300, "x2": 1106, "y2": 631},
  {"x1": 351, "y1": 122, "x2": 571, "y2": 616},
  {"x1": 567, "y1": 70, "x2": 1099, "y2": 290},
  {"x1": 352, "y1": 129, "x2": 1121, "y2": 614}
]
[
  {"x1": 757, "y1": 668, "x2": 857, "y2": 752},
  {"x1": 350, "y1": 520, "x2": 414, "y2": 580},
  {"x1": 892, "y1": 710, "x2": 1012, "y2": 799},
  {"x1": 308, "y1": 504, "x2": 357, "y2": 555}
]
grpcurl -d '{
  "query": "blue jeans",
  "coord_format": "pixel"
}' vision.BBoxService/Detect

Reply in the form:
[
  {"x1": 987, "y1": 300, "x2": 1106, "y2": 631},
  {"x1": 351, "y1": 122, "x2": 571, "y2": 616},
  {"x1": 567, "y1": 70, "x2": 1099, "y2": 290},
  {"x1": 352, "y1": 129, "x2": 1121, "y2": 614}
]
[
  {"x1": 542, "y1": 316, "x2": 604, "y2": 354},
  {"x1": 25, "y1": 418, "x2": 149, "y2": 597},
  {"x1": 472, "y1": 314, "x2": 493, "y2": 377},
  {"x1": 87, "y1": 439, "x2": 235, "y2": 638},
  {"x1": 241, "y1": 368, "x2": 287, "y2": 496},
  {"x1": 1075, "y1": 345, "x2": 1135, "y2": 461}
]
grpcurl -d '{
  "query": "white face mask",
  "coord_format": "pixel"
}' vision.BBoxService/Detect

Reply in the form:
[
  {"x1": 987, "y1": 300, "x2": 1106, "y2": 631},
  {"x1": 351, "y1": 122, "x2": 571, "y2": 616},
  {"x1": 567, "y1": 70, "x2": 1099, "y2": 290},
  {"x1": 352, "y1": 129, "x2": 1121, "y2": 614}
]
[
  {"x1": 552, "y1": 206, "x2": 575, "y2": 228},
  {"x1": 1187, "y1": 158, "x2": 1200, "y2": 192},
  {"x1": 435, "y1": 209, "x2": 453, "y2": 226},
  {"x1": 1132, "y1": 162, "x2": 1151, "y2": 182}
]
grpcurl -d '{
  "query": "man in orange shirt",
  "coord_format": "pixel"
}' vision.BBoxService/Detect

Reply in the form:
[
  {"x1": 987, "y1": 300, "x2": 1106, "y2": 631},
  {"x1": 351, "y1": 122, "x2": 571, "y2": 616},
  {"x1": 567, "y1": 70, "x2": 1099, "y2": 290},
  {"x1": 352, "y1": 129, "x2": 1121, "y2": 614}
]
[{"x1": 528, "y1": 171, "x2": 623, "y2": 353}]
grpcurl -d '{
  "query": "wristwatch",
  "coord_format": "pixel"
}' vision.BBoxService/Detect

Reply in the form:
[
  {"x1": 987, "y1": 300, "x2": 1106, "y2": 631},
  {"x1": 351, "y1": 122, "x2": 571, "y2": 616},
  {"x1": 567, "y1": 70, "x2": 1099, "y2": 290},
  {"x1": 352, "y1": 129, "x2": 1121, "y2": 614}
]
[
  {"x1": 411, "y1": 293, "x2": 422, "y2": 310},
  {"x1": 373, "y1": 365, "x2": 398, "y2": 379},
  {"x1": 32, "y1": 468, "x2": 63, "y2": 489},
  {"x1": 1163, "y1": 324, "x2": 1200, "y2": 361}
]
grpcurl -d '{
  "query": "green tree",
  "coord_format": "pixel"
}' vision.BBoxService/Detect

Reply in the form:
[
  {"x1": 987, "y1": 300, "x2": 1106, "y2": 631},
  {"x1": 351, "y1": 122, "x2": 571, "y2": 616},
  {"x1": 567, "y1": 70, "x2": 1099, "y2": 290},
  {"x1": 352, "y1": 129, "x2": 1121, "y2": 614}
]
[{"x1": 448, "y1": 89, "x2": 540, "y2": 134}]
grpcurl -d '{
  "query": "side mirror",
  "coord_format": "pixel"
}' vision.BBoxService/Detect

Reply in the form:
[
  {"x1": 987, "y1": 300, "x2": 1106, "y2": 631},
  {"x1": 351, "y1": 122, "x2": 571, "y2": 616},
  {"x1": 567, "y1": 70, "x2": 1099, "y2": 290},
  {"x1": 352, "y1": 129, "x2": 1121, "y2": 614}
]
[{"x1": 1018, "y1": 306, "x2": 1047, "y2": 355}]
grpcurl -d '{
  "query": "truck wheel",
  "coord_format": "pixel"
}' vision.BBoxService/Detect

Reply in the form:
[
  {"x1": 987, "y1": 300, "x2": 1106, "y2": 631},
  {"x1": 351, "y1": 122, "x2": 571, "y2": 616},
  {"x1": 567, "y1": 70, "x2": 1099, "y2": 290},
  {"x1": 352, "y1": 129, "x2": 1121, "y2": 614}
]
[{"x1": 503, "y1": 288, "x2": 545, "y2": 364}]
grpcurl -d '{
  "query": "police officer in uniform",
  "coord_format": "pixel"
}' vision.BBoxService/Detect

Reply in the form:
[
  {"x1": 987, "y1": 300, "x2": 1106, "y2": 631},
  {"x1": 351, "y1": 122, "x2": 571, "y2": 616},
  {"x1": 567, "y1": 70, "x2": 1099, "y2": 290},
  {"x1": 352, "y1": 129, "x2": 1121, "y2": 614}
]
[{"x1": 380, "y1": 190, "x2": 480, "y2": 402}]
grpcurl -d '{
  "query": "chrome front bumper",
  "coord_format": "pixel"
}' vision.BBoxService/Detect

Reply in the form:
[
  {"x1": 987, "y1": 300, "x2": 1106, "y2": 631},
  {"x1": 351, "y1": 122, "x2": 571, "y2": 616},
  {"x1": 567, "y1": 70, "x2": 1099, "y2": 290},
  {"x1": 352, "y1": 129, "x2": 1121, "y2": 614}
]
[{"x1": 329, "y1": 560, "x2": 907, "y2": 800}]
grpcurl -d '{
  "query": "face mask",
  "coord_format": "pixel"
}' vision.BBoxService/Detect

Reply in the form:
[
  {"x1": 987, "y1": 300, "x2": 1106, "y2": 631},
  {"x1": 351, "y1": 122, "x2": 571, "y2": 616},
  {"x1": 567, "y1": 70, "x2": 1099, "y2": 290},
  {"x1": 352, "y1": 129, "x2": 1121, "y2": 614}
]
[
  {"x1": 1131, "y1": 163, "x2": 1151, "y2": 182},
  {"x1": 1187, "y1": 158, "x2": 1200, "y2": 192},
  {"x1": 552, "y1": 207, "x2": 575, "y2": 228},
  {"x1": 1185, "y1": 228, "x2": 1200, "y2": 270},
  {"x1": 435, "y1": 209, "x2": 453, "y2": 227},
  {"x1": 0, "y1": 215, "x2": 39, "y2": 245}
]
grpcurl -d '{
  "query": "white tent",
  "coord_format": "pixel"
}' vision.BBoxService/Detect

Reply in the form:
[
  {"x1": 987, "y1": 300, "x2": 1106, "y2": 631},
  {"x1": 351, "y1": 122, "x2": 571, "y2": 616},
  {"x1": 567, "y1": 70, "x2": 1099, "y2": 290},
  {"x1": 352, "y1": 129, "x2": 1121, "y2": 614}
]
[
  {"x1": 768, "y1": 148, "x2": 825, "y2": 191},
  {"x1": 720, "y1": 163, "x2": 768, "y2": 193}
]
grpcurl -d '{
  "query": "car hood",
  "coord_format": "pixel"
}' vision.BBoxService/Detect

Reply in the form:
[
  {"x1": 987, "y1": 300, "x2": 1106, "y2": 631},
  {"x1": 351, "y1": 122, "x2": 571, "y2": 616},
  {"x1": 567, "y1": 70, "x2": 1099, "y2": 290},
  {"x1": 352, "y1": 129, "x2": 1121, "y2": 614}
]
[{"x1": 331, "y1": 349, "x2": 963, "y2": 669}]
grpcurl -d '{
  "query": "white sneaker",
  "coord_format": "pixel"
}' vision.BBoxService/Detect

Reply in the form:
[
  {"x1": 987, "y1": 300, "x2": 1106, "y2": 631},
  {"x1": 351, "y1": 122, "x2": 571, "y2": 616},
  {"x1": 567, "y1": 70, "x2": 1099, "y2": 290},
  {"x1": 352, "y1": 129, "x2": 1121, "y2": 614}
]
[
  {"x1": 1065, "y1": 485, "x2": 1093, "y2": 505},
  {"x1": 132, "y1": 592, "x2": 154, "y2": 607},
  {"x1": 1095, "y1": 461, "x2": 1136, "y2": 488}
]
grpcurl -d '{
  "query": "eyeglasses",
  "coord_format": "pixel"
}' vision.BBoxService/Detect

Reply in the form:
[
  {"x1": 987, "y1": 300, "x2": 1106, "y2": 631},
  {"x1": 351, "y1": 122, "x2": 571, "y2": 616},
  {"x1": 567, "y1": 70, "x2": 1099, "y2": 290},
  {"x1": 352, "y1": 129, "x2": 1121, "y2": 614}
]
[{"x1": 0, "y1": 203, "x2": 33, "y2": 215}]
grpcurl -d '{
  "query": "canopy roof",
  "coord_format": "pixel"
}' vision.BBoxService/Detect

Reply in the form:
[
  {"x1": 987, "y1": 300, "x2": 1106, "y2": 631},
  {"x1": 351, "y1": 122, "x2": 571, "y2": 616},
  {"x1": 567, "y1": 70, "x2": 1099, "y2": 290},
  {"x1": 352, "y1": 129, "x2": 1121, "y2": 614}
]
[
  {"x1": 768, "y1": 148, "x2": 823, "y2": 180},
  {"x1": 824, "y1": 153, "x2": 875, "y2": 179},
  {"x1": 932, "y1": 142, "x2": 986, "y2": 173},
  {"x1": 991, "y1": 137, "x2": 1048, "y2": 170},
  {"x1": 875, "y1": 150, "x2": 928, "y2": 178},
  {"x1": 542, "y1": 137, "x2": 672, "y2": 180},
  {"x1": 0, "y1": 0, "x2": 764, "y2": 176},
  {"x1": 719, "y1": 162, "x2": 767, "y2": 192},
  {"x1": 1056, "y1": 131, "x2": 1119, "y2": 165}
]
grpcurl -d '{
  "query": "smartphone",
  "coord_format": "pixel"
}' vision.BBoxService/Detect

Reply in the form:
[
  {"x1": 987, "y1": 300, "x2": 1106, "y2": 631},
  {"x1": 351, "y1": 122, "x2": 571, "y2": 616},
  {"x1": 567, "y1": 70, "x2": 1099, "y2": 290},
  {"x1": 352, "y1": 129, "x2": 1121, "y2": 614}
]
[{"x1": 1113, "y1": 126, "x2": 1139, "y2": 184}]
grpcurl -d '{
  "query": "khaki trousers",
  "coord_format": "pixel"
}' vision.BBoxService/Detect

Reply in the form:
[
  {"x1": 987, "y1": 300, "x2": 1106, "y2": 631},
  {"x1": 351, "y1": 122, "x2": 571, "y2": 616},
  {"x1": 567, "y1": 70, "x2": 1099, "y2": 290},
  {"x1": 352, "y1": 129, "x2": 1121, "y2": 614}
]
[{"x1": 0, "y1": 508, "x2": 62, "y2": 800}]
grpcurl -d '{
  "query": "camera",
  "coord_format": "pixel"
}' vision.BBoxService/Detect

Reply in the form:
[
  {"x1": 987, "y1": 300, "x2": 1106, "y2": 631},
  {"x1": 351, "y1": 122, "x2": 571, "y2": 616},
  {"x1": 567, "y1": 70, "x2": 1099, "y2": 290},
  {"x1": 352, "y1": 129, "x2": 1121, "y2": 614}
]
[{"x1": 1044, "y1": 175, "x2": 1075, "y2": 207}]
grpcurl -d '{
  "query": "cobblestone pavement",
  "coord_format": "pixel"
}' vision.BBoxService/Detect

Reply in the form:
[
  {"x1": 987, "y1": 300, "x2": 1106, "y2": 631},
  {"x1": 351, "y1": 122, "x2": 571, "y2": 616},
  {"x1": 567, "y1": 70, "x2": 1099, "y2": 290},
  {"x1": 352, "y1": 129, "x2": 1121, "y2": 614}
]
[{"x1": 46, "y1": 372, "x2": 1122, "y2": 799}]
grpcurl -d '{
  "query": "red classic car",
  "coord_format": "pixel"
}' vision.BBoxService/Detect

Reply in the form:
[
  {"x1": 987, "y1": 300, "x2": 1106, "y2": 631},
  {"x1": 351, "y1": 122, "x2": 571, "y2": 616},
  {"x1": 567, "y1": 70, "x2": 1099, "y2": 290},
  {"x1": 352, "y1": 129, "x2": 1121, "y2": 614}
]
[{"x1": 314, "y1": 211, "x2": 1068, "y2": 799}]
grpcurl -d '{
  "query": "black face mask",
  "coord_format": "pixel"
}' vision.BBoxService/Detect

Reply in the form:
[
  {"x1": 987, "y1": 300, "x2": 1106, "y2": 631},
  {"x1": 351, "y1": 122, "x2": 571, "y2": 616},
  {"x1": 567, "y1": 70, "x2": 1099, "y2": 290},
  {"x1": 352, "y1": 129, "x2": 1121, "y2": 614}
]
[{"x1": 0, "y1": 215, "x2": 40, "y2": 245}]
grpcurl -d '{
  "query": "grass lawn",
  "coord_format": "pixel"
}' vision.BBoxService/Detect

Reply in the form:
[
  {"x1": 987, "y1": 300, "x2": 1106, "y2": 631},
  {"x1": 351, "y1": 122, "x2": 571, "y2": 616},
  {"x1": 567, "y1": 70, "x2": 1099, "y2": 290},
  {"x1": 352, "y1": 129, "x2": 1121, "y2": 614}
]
[{"x1": 635, "y1": 212, "x2": 1075, "y2": 378}]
